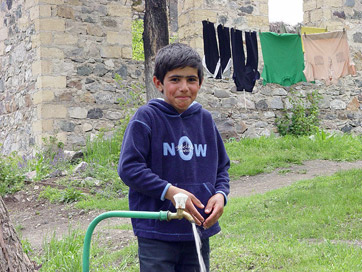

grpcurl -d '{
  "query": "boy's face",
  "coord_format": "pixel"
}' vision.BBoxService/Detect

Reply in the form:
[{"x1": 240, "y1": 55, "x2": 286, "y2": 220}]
[{"x1": 153, "y1": 67, "x2": 202, "y2": 114}]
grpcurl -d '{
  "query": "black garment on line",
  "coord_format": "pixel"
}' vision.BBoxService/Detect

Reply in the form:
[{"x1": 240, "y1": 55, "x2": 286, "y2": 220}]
[
  {"x1": 217, "y1": 24, "x2": 231, "y2": 79},
  {"x1": 244, "y1": 31, "x2": 260, "y2": 92},
  {"x1": 231, "y1": 28, "x2": 246, "y2": 91},
  {"x1": 202, "y1": 20, "x2": 221, "y2": 78}
]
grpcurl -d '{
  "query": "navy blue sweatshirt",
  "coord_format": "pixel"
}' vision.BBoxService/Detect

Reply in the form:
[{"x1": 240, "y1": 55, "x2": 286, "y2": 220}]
[{"x1": 118, "y1": 99, "x2": 230, "y2": 241}]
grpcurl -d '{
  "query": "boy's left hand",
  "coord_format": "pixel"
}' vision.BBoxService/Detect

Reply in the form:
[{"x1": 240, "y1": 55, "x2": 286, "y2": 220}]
[{"x1": 203, "y1": 193, "x2": 225, "y2": 229}]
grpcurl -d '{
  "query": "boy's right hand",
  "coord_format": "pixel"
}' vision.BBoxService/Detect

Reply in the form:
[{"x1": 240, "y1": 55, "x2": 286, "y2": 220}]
[{"x1": 165, "y1": 185, "x2": 205, "y2": 226}]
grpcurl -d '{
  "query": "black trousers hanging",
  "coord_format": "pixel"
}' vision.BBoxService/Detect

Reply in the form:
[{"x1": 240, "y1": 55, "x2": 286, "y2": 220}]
[
  {"x1": 202, "y1": 20, "x2": 220, "y2": 78},
  {"x1": 244, "y1": 31, "x2": 260, "y2": 92},
  {"x1": 217, "y1": 25, "x2": 231, "y2": 79},
  {"x1": 231, "y1": 28, "x2": 246, "y2": 91}
]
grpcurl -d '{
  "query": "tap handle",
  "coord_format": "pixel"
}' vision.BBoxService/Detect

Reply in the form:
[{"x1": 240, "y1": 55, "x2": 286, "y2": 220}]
[{"x1": 173, "y1": 193, "x2": 188, "y2": 209}]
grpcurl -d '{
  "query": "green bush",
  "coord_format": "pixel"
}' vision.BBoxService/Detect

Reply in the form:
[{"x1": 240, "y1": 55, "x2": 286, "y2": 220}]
[
  {"x1": 0, "y1": 150, "x2": 26, "y2": 195},
  {"x1": 132, "y1": 19, "x2": 144, "y2": 61},
  {"x1": 276, "y1": 90, "x2": 321, "y2": 136}
]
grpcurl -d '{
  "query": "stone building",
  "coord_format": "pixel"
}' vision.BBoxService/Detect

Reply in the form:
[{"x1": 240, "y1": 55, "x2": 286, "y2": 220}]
[{"x1": 0, "y1": 0, "x2": 361, "y2": 156}]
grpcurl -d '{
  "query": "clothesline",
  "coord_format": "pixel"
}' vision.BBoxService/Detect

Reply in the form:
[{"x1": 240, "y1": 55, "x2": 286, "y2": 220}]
[{"x1": 202, "y1": 20, "x2": 356, "y2": 89}]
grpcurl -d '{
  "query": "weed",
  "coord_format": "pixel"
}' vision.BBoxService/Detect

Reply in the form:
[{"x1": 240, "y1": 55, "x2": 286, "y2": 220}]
[
  {"x1": 132, "y1": 19, "x2": 144, "y2": 61},
  {"x1": 38, "y1": 186, "x2": 84, "y2": 204},
  {"x1": 0, "y1": 150, "x2": 26, "y2": 195},
  {"x1": 276, "y1": 90, "x2": 321, "y2": 136}
]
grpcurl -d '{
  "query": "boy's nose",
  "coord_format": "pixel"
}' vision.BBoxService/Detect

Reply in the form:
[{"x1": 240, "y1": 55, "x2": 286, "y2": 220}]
[{"x1": 179, "y1": 79, "x2": 189, "y2": 91}]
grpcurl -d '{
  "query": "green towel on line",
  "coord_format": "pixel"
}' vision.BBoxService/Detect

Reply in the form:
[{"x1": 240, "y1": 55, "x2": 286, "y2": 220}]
[{"x1": 260, "y1": 32, "x2": 306, "y2": 86}]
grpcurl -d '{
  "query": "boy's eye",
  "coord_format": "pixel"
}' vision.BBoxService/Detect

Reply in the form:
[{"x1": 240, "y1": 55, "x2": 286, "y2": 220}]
[{"x1": 188, "y1": 77, "x2": 198, "y2": 82}]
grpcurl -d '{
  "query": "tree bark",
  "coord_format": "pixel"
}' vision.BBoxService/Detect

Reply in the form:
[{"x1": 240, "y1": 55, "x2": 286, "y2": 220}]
[
  {"x1": 143, "y1": 0, "x2": 169, "y2": 101},
  {"x1": 0, "y1": 197, "x2": 34, "y2": 272}
]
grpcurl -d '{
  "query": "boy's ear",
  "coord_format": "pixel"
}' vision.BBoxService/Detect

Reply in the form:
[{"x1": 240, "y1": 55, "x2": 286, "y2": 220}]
[
  {"x1": 199, "y1": 78, "x2": 203, "y2": 88},
  {"x1": 153, "y1": 76, "x2": 163, "y2": 92}
]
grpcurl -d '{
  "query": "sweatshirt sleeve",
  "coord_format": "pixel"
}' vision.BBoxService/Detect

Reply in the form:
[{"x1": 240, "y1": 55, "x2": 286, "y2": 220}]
[
  {"x1": 117, "y1": 118, "x2": 169, "y2": 200},
  {"x1": 214, "y1": 124, "x2": 230, "y2": 204}
]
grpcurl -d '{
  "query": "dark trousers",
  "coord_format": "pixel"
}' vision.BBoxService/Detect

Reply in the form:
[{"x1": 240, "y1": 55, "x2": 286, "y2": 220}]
[
  {"x1": 137, "y1": 237, "x2": 210, "y2": 272},
  {"x1": 202, "y1": 20, "x2": 220, "y2": 78},
  {"x1": 231, "y1": 28, "x2": 246, "y2": 91},
  {"x1": 217, "y1": 24, "x2": 231, "y2": 78}
]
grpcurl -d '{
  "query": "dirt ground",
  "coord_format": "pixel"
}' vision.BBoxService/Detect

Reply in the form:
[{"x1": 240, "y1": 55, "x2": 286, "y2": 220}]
[{"x1": 4, "y1": 159, "x2": 362, "y2": 259}]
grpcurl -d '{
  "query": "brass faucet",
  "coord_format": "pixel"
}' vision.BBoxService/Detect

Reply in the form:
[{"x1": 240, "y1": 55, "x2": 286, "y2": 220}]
[
  {"x1": 167, "y1": 208, "x2": 195, "y2": 223},
  {"x1": 167, "y1": 193, "x2": 195, "y2": 223}
]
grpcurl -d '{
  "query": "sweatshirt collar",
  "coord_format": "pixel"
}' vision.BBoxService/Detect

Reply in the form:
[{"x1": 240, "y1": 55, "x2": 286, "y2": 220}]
[{"x1": 149, "y1": 98, "x2": 202, "y2": 117}]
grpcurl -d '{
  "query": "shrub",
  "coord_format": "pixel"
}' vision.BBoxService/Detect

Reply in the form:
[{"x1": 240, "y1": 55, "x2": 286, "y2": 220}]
[{"x1": 276, "y1": 90, "x2": 321, "y2": 136}]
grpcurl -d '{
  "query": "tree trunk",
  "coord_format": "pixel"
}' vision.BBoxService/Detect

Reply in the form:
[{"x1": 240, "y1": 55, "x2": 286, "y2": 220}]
[
  {"x1": 0, "y1": 197, "x2": 34, "y2": 272},
  {"x1": 143, "y1": 0, "x2": 169, "y2": 101}
]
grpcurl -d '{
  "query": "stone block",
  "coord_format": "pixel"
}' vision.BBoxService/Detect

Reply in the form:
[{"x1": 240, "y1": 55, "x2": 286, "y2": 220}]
[
  {"x1": 30, "y1": 5, "x2": 52, "y2": 20},
  {"x1": 304, "y1": 0, "x2": 317, "y2": 11},
  {"x1": 53, "y1": 33, "x2": 78, "y2": 45},
  {"x1": 120, "y1": 18, "x2": 132, "y2": 30},
  {"x1": 32, "y1": 120, "x2": 54, "y2": 133},
  {"x1": 0, "y1": 28, "x2": 8, "y2": 42},
  {"x1": 32, "y1": 90, "x2": 55, "y2": 104},
  {"x1": 121, "y1": 47, "x2": 132, "y2": 59},
  {"x1": 330, "y1": 99, "x2": 346, "y2": 109},
  {"x1": 303, "y1": 12, "x2": 311, "y2": 24},
  {"x1": 38, "y1": 104, "x2": 67, "y2": 119},
  {"x1": 107, "y1": 31, "x2": 130, "y2": 45},
  {"x1": 57, "y1": 6, "x2": 75, "y2": 19},
  {"x1": 347, "y1": 97, "x2": 359, "y2": 111},
  {"x1": 32, "y1": 33, "x2": 53, "y2": 48},
  {"x1": 38, "y1": 47, "x2": 64, "y2": 59},
  {"x1": 18, "y1": 17, "x2": 31, "y2": 30},
  {"x1": 25, "y1": 0, "x2": 38, "y2": 10},
  {"x1": 69, "y1": 107, "x2": 88, "y2": 119},
  {"x1": 189, "y1": 10, "x2": 217, "y2": 24},
  {"x1": 183, "y1": 0, "x2": 198, "y2": 11},
  {"x1": 36, "y1": 76, "x2": 66, "y2": 88},
  {"x1": 329, "y1": 0, "x2": 343, "y2": 7},
  {"x1": 32, "y1": 60, "x2": 53, "y2": 76},
  {"x1": 0, "y1": 42, "x2": 4, "y2": 56},
  {"x1": 107, "y1": 4, "x2": 131, "y2": 17},
  {"x1": 87, "y1": 25, "x2": 104, "y2": 37},
  {"x1": 101, "y1": 46, "x2": 122, "y2": 58},
  {"x1": 68, "y1": 0, "x2": 81, "y2": 5},
  {"x1": 35, "y1": 18, "x2": 65, "y2": 31},
  {"x1": 82, "y1": 123, "x2": 93, "y2": 132},
  {"x1": 178, "y1": 13, "x2": 189, "y2": 28},
  {"x1": 39, "y1": 0, "x2": 65, "y2": 4},
  {"x1": 310, "y1": 9, "x2": 324, "y2": 23},
  {"x1": 259, "y1": 3, "x2": 269, "y2": 15},
  {"x1": 246, "y1": 15, "x2": 269, "y2": 28},
  {"x1": 42, "y1": 119, "x2": 54, "y2": 132}
]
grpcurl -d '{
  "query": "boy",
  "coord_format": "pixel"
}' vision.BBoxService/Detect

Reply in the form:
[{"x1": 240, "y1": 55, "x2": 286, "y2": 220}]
[{"x1": 118, "y1": 43, "x2": 230, "y2": 271}]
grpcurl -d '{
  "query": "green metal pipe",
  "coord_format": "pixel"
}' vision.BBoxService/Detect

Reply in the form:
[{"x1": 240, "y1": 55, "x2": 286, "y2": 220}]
[{"x1": 82, "y1": 210, "x2": 169, "y2": 272}]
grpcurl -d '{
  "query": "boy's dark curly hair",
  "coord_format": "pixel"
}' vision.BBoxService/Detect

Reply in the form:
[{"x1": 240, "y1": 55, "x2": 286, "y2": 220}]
[{"x1": 153, "y1": 43, "x2": 204, "y2": 84}]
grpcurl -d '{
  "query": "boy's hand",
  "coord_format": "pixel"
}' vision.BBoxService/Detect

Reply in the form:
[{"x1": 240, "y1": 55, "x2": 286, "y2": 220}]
[
  {"x1": 203, "y1": 193, "x2": 225, "y2": 229},
  {"x1": 165, "y1": 185, "x2": 205, "y2": 226}
]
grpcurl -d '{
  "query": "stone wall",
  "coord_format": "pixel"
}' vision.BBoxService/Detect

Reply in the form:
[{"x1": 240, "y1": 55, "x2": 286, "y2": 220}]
[
  {"x1": 0, "y1": 0, "x2": 144, "y2": 156},
  {"x1": 1, "y1": 0, "x2": 361, "y2": 156},
  {"x1": 0, "y1": 0, "x2": 37, "y2": 155},
  {"x1": 179, "y1": 0, "x2": 362, "y2": 139}
]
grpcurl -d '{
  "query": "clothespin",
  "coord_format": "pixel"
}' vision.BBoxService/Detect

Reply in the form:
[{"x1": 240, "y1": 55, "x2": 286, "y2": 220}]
[
  {"x1": 304, "y1": 32, "x2": 306, "y2": 37},
  {"x1": 325, "y1": 26, "x2": 328, "y2": 31},
  {"x1": 343, "y1": 28, "x2": 345, "y2": 32}
]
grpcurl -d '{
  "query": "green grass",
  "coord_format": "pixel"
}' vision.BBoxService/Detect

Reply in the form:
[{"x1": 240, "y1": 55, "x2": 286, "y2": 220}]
[
  {"x1": 5, "y1": 134, "x2": 362, "y2": 270},
  {"x1": 225, "y1": 134, "x2": 362, "y2": 178},
  {"x1": 34, "y1": 169, "x2": 362, "y2": 271},
  {"x1": 211, "y1": 169, "x2": 362, "y2": 271}
]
